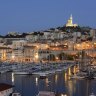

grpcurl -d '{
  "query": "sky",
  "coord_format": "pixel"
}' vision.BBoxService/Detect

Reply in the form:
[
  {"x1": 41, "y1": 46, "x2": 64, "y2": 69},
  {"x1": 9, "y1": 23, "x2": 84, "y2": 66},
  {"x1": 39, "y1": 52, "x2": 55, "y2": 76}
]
[{"x1": 0, "y1": 0, "x2": 96, "y2": 35}]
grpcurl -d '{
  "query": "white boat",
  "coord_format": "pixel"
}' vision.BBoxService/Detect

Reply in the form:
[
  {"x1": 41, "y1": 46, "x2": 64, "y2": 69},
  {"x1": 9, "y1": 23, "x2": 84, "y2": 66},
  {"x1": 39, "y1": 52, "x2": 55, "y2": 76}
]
[
  {"x1": 71, "y1": 74, "x2": 85, "y2": 79},
  {"x1": 39, "y1": 73, "x2": 48, "y2": 79},
  {"x1": 0, "y1": 70, "x2": 8, "y2": 74},
  {"x1": 13, "y1": 71, "x2": 32, "y2": 75},
  {"x1": 33, "y1": 72, "x2": 49, "y2": 79},
  {"x1": 37, "y1": 91, "x2": 55, "y2": 96},
  {"x1": 47, "y1": 70, "x2": 56, "y2": 74},
  {"x1": 12, "y1": 92, "x2": 21, "y2": 96},
  {"x1": 32, "y1": 72, "x2": 49, "y2": 75},
  {"x1": 55, "y1": 69, "x2": 62, "y2": 73}
]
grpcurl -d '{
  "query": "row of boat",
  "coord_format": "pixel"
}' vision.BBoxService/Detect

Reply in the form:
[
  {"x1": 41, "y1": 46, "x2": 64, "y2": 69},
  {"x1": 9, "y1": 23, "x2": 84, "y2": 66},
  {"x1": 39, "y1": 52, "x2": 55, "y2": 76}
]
[{"x1": 36, "y1": 91, "x2": 95, "y2": 96}]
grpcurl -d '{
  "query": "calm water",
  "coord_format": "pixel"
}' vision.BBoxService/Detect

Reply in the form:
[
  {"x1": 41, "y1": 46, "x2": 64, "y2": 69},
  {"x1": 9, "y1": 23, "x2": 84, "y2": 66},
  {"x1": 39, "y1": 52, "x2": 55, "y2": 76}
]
[{"x1": 0, "y1": 71, "x2": 96, "y2": 96}]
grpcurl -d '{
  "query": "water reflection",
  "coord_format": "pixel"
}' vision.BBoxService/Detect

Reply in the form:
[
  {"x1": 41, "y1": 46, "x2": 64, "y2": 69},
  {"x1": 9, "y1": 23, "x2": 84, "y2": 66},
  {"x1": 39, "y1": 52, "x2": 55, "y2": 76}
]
[
  {"x1": 68, "y1": 67, "x2": 71, "y2": 76},
  {"x1": 0, "y1": 72, "x2": 96, "y2": 96},
  {"x1": 73, "y1": 66, "x2": 76, "y2": 75},
  {"x1": 35, "y1": 77, "x2": 38, "y2": 86},
  {"x1": 12, "y1": 73, "x2": 14, "y2": 85},
  {"x1": 55, "y1": 74, "x2": 58, "y2": 84},
  {"x1": 64, "y1": 73, "x2": 67, "y2": 82},
  {"x1": 61, "y1": 94, "x2": 67, "y2": 96},
  {"x1": 45, "y1": 78, "x2": 49, "y2": 87}
]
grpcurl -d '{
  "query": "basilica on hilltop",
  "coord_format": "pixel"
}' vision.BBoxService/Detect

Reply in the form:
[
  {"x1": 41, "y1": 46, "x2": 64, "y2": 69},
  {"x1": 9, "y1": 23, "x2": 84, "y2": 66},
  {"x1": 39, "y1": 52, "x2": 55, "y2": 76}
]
[{"x1": 65, "y1": 14, "x2": 78, "y2": 27}]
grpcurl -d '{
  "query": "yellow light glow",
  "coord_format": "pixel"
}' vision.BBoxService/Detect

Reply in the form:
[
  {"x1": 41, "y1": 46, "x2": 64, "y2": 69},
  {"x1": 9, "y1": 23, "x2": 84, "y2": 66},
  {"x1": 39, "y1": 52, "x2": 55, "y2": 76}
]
[
  {"x1": 35, "y1": 55, "x2": 38, "y2": 59},
  {"x1": 77, "y1": 44, "x2": 80, "y2": 47},
  {"x1": 65, "y1": 73, "x2": 67, "y2": 82},
  {"x1": 36, "y1": 45, "x2": 39, "y2": 49},
  {"x1": 35, "y1": 53, "x2": 38, "y2": 59},
  {"x1": 46, "y1": 45, "x2": 48, "y2": 48},
  {"x1": 73, "y1": 66, "x2": 76, "y2": 75},
  {"x1": 68, "y1": 68, "x2": 71, "y2": 76},
  {"x1": 55, "y1": 74, "x2": 58, "y2": 84},
  {"x1": 65, "y1": 43, "x2": 67, "y2": 45},
  {"x1": 56, "y1": 57, "x2": 59, "y2": 60},
  {"x1": 12, "y1": 55, "x2": 15, "y2": 59},
  {"x1": 61, "y1": 94, "x2": 67, "y2": 96}
]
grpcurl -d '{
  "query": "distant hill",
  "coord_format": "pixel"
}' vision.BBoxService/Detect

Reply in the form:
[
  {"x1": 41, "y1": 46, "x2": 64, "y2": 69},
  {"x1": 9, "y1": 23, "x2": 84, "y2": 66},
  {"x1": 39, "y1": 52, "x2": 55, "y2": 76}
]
[{"x1": 56, "y1": 26, "x2": 92, "y2": 32}]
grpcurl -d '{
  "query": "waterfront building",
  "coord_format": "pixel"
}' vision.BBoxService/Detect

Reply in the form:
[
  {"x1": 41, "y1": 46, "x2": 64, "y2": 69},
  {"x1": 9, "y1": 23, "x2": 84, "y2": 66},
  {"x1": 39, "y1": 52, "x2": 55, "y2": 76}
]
[
  {"x1": 74, "y1": 41, "x2": 94, "y2": 50},
  {"x1": 12, "y1": 48, "x2": 24, "y2": 62},
  {"x1": 38, "y1": 49, "x2": 51, "y2": 61},
  {"x1": 23, "y1": 45, "x2": 38, "y2": 62},
  {"x1": 0, "y1": 46, "x2": 12, "y2": 61},
  {"x1": 0, "y1": 83, "x2": 13, "y2": 96},
  {"x1": 38, "y1": 48, "x2": 77, "y2": 62},
  {"x1": 66, "y1": 14, "x2": 78, "y2": 27}
]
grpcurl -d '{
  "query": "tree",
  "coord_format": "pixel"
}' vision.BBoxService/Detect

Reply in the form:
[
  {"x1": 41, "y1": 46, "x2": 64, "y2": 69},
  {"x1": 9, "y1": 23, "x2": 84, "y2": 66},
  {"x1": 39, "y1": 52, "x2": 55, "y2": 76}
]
[{"x1": 67, "y1": 55, "x2": 74, "y2": 60}]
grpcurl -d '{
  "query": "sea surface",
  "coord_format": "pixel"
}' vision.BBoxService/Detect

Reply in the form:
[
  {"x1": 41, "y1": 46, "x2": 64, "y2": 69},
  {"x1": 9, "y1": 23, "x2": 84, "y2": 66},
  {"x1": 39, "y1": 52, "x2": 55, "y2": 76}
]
[{"x1": 0, "y1": 70, "x2": 96, "y2": 96}]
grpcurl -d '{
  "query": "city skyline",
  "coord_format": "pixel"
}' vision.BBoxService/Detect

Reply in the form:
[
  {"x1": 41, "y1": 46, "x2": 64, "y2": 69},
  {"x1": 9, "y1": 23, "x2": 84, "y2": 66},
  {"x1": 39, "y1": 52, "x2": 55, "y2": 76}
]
[{"x1": 0, "y1": 0, "x2": 96, "y2": 35}]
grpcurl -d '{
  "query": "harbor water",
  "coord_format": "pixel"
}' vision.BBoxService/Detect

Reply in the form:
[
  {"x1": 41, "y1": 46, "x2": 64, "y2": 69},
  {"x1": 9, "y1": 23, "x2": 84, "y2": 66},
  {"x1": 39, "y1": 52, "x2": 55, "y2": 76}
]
[{"x1": 0, "y1": 71, "x2": 96, "y2": 96}]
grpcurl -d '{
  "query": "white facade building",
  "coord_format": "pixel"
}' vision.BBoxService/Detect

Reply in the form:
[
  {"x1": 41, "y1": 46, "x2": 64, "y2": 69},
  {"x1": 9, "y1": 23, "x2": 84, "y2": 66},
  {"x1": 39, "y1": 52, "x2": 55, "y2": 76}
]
[{"x1": 12, "y1": 40, "x2": 27, "y2": 49}]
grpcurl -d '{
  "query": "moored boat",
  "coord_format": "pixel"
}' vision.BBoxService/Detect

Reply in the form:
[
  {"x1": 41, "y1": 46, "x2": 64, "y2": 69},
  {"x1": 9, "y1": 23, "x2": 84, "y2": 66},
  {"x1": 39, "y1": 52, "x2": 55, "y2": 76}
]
[
  {"x1": 37, "y1": 91, "x2": 55, "y2": 96},
  {"x1": 13, "y1": 71, "x2": 32, "y2": 75},
  {"x1": 12, "y1": 92, "x2": 21, "y2": 96},
  {"x1": 39, "y1": 73, "x2": 48, "y2": 79}
]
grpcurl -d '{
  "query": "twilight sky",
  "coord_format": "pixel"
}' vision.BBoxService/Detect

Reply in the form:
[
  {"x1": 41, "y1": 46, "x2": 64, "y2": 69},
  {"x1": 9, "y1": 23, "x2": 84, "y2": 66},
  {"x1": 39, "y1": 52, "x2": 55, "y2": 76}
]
[{"x1": 0, "y1": 0, "x2": 96, "y2": 35}]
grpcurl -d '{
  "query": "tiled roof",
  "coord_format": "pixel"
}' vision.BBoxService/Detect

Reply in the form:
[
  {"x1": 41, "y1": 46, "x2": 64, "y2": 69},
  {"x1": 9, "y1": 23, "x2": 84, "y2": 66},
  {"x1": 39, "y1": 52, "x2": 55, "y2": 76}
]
[{"x1": 0, "y1": 83, "x2": 13, "y2": 91}]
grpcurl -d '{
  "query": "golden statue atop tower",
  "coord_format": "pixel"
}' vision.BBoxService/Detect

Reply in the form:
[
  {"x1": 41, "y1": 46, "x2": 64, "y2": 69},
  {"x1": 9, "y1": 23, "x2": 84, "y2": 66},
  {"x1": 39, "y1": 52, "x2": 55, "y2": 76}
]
[{"x1": 66, "y1": 14, "x2": 78, "y2": 27}]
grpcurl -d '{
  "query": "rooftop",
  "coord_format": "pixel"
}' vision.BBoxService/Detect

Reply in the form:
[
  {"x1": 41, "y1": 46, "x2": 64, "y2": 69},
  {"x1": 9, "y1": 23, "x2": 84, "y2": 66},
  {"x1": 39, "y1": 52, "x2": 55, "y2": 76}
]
[{"x1": 0, "y1": 83, "x2": 13, "y2": 92}]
